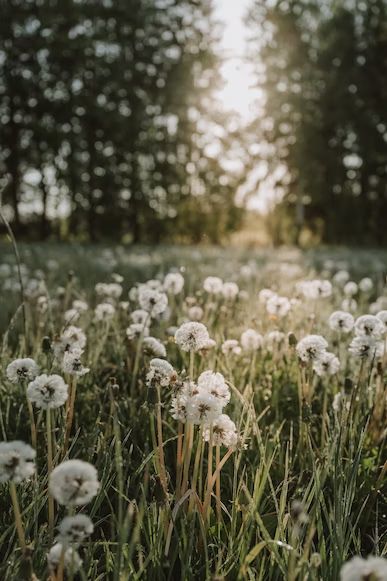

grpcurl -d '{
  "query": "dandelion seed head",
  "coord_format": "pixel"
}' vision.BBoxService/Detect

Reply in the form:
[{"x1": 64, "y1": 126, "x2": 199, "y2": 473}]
[
  {"x1": 0, "y1": 440, "x2": 36, "y2": 483},
  {"x1": 49, "y1": 460, "x2": 100, "y2": 506},
  {"x1": 27, "y1": 374, "x2": 68, "y2": 409}
]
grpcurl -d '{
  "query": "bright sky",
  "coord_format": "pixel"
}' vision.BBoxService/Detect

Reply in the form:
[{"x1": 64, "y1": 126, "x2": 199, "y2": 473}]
[{"x1": 213, "y1": 0, "x2": 258, "y2": 121}]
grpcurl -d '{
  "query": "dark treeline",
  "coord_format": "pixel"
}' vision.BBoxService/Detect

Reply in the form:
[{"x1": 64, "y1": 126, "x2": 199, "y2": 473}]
[
  {"x1": 1, "y1": 0, "x2": 387, "y2": 245},
  {"x1": 248, "y1": 0, "x2": 387, "y2": 246},
  {"x1": 0, "y1": 0, "x2": 244, "y2": 243}
]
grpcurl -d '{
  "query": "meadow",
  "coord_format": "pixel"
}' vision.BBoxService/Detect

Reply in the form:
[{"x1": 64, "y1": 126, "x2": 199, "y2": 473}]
[{"x1": 0, "y1": 243, "x2": 386, "y2": 581}]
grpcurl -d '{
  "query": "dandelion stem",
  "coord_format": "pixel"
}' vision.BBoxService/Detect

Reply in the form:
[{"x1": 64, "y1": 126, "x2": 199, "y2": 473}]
[
  {"x1": 26, "y1": 398, "x2": 37, "y2": 450},
  {"x1": 176, "y1": 422, "x2": 183, "y2": 498},
  {"x1": 188, "y1": 426, "x2": 203, "y2": 514},
  {"x1": 9, "y1": 481, "x2": 26, "y2": 552},
  {"x1": 215, "y1": 444, "x2": 221, "y2": 523},
  {"x1": 46, "y1": 408, "x2": 55, "y2": 542},
  {"x1": 63, "y1": 377, "x2": 77, "y2": 457},
  {"x1": 156, "y1": 384, "x2": 168, "y2": 495}
]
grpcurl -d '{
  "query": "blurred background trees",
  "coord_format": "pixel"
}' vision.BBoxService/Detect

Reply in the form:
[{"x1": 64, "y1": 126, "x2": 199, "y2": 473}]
[
  {"x1": 247, "y1": 0, "x2": 387, "y2": 246},
  {"x1": 0, "y1": 0, "x2": 386, "y2": 245}
]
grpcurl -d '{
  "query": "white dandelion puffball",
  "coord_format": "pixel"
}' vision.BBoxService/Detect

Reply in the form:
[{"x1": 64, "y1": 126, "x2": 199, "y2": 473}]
[
  {"x1": 376, "y1": 310, "x2": 387, "y2": 331},
  {"x1": 164, "y1": 272, "x2": 185, "y2": 295},
  {"x1": 348, "y1": 336, "x2": 383, "y2": 360},
  {"x1": 221, "y1": 282, "x2": 239, "y2": 300},
  {"x1": 359, "y1": 277, "x2": 373, "y2": 293},
  {"x1": 340, "y1": 555, "x2": 387, "y2": 581},
  {"x1": 221, "y1": 339, "x2": 242, "y2": 356},
  {"x1": 341, "y1": 298, "x2": 357, "y2": 313},
  {"x1": 265, "y1": 331, "x2": 285, "y2": 349},
  {"x1": 47, "y1": 543, "x2": 82, "y2": 573},
  {"x1": 143, "y1": 336, "x2": 167, "y2": 358},
  {"x1": 64, "y1": 308, "x2": 80, "y2": 324},
  {"x1": 95, "y1": 282, "x2": 123, "y2": 300},
  {"x1": 62, "y1": 349, "x2": 90, "y2": 377},
  {"x1": 344, "y1": 281, "x2": 358, "y2": 296},
  {"x1": 57, "y1": 514, "x2": 94, "y2": 544},
  {"x1": 53, "y1": 326, "x2": 87, "y2": 360},
  {"x1": 328, "y1": 311, "x2": 354, "y2": 333},
  {"x1": 197, "y1": 371, "x2": 230, "y2": 405},
  {"x1": 266, "y1": 295, "x2": 291, "y2": 318},
  {"x1": 0, "y1": 441, "x2": 36, "y2": 483},
  {"x1": 49, "y1": 460, "x2": 100, "y2": 506},
  {"x1": 296, "y1": 335, "x2": 328, "y2": 363},
  {"x1": 6, "y1": 358, "x2": 40, "y2": 384},
  {"x1": 27, "y1": 374, "x2": 68, "y2": 409},
  {"x1": 138, "y1": 288, "x2": 168, "y2": 316},
  {"x1": 185, "y1": 391, "x2": 223, "y2": 425},
  {"x1": 126, "y1": 323, "x2": 150, "y2": 341},
  {"x1": 258, "y1": 288, "x2": 276, "y2": 304},
  {"x1": 130, "y1": 309, "x2": 149, "y2": 325},
  {"x1": 298, "y1": 280, "x2": 332, "y2": 299},
  {"x1": 333, "y1": 270, "x2": 350, "y2": 286},
  {"x1": 175, "y1": 322, "x2": 210, "y2": 352},
  {"x1": 147, "y1": 358, "x2": 176, "y2": 387},
  {"x1": 203, "y1": 414, "x2": 238, "y2": 448},
  {"x1": 72, "y1": 299, "x2": 88, "y2": 313},
  {"x1": 240, "y1": 329, "x2": 263, "y2": 352},
  {"x1": 203, "y1": 276, "x2": 223, "y2": 295},
  {"x1": 313, "y1": 352, "x2": 340, "y2": 377},
  {"x1": 354, "y1": 315, "x2": 385, "y2": 338},
  {"x1": 188, "y1": 305, "x2": 204, "y2": 321},
  {"x1": 94, "y1": 302, "x2": 116, "y2": 321}
]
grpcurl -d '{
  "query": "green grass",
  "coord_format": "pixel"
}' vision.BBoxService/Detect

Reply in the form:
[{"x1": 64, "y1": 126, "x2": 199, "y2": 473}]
[{"x1": 0, "y1": 243, "x2": 386, "y2": 580}]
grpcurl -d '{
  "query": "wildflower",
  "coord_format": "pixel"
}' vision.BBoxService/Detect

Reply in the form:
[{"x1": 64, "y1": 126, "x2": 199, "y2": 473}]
[
  {"x1": 95, "y1": 282, "x2": 123, "y2": 300},
  {"x1": 49, "y1": 460, "x2": 100, "y2": 506},
  {"x1": 354, "y1": 315, "x2": 385, "y2": 338},
  {"x1": 240, "y1": 329, "x2": 263, "y2": 352},
  {"x1": 198, "y1": 371, "x2": 230, "y2": 405},
  {"x1": 0, "y1": 441, "x2": 36, "y2": 483},
  {"x1": 298, "y1": 280, "x2": 332, "y2": 299},
  {"x1": 221, "y1": 282, "x2": 239, "y2": 300},
  {"x1": 188, "y1": 305, "x2": 204, "y2": 321},
  {"x1": 296, "y1": 335, "x2": 328, "y2": 363},
  {"x1": 258, "y1": 288, "x2": 276, "y2": 304},
  {"x1": 62, "y1": 349, "x2": 90, "y2": 377},
  {"x1": 143, "y1": 337, "x2": 167, "y2": 358},
  {"x1": 348, "y1": 336, "x2": 383, "y2": 360},
  {"x1": 313, "y1": 352, "x2": 340, "y2": 377},
  {"x1": 164, "y1": 272, "x2": 185, "y2": 295},
  {"x1": 340, "y1": 555, "x2": 387, "y2": 581},
  {"x1": 265, "y1": 330, "x2": 285, "y2": 349},
  {"x1": 53, "y1": 326, "x2": 87, "y2": 360},
  {"x1": 333, "y1": 270, "x2": 350, "y2": 286},
  {"x1": 126, "y1": 323, "x2": 150, "y2": 341},
  {"x1": 185, "y1": 391, "x2": 223, "y2": 424},
  {"x1": 199, "y1": 338, "x2": 217, "y2": 353},
  {"x1": 47, "y1": 543, "x2": 82, "y2": 573},
  {"x1": 203, "y1": 414, "x2": 238, "y2": 447},
  {"x1": 221, "y1": 339, "x2": 242, "y2": 356},
  {"x1": 138, "y1": 288, "x2": 168, "y2": 316},
  {"x1": 328, "y1": 311, "x2": 354, "y2": 333},
  {"x1": 203, "y1": 276, "x2": 223, "y2": 294},
  {"x1": 72, "y1": 299, "x2": 88, "y2": 313},
  {"x1": 27, "y1": 374, "x2": 68, "y2": 409},
  {"x1": 64, "y1": 308, "x2": 81, "y2": 323},
  {"x1": 130, "y1": 309, "x2": 149, "y2": 325},
  {"x1": 344, "y1": 281, "x2": 358, "y2": 296},
  {"x1": 342, "y1": 298, "x2": 357, "y2": 312},
  {"x1": 6, "y1": 358, "x2": 40, "y2": 384},
  {"x1": 359, "y1": 277, "x2": 373, "y2": 292},
  {"x1": 57, "y1": 514, "x2": 94, "y2": 544},
  {"x1": 376, "y1": 310, "x2": 387, "y2": 331},
  {"x1": 170, "y1": 394, "x2": 188, "y2": 422},
  {"x1": 175, "y1": 322, "x2": 211, "y2": 352},
  {"x1": 266, "y1": 295, "x2": 291, "y2": 318},
  {"x1": 94, "y1": 302, "x2": 116, "y2": 321},
  {"x1": 146, "y1": 358, "x2": 177, "y2": 387}
]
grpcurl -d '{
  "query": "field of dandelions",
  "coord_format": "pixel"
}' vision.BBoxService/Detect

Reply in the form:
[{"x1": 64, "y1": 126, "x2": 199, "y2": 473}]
[{"x1": 0, "y1": 243, "x2": 386, "y2": 581}]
